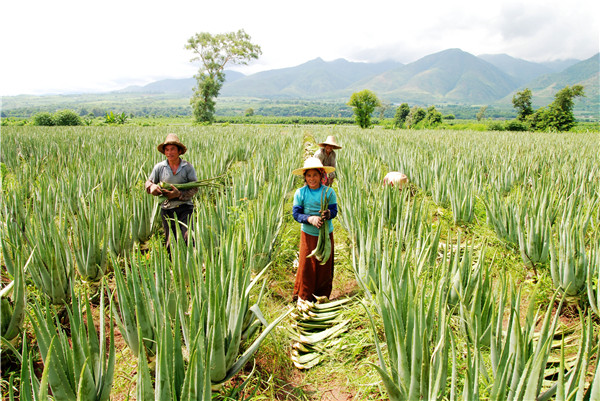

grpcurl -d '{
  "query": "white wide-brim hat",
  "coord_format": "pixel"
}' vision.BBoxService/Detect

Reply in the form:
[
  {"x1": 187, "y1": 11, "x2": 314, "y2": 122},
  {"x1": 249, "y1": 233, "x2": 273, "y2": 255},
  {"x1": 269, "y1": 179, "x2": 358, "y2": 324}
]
[
  {"x1": 318, "y1": 135, "x2": 342, "y2": 149},
  {"x1": 292, "y1": 157, "x2": 335, "y2": 176}
]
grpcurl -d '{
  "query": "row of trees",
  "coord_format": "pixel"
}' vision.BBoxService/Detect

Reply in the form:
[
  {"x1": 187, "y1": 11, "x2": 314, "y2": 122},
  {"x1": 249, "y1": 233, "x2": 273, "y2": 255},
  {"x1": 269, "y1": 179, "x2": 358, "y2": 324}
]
[
  {"x1": 345, "y1": 84, "x2": 585, "y2": 131},
  {"x1": 512, "y1": 85, "x2": 585, "y2": 132},
  {"x1": 347, "y1": 89, "x2": 443, "y2": 129}
]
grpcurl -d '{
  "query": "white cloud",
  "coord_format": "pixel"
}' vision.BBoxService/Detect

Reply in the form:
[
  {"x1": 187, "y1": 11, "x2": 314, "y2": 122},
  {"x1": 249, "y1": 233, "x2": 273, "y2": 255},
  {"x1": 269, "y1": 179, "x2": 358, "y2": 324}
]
[{"x1": 1, "y1": 0, "x2": 598, "y2": 95}]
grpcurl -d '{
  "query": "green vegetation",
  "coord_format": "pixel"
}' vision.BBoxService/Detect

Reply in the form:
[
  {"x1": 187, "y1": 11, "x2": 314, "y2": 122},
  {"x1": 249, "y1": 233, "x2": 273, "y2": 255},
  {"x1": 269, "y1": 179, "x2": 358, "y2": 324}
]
[
  {"x1": 510, "y1": 85, "x2": 586, "y2": 132},
  {"x1": 31, "y1": 109, "x2": 82, "y2": 126},
  {"x1": 2, "y1": 83, "x2": 597, "y2": 134},
  {"x1": 513, "y1": 88, "x2": 534, "y2": 121},
  {"x1": 393, "y1": 102, "x2": 410, "y2": 128},
  {"x1": 348, "y1": 89, "x2": 381, "y2": 128},
  {"x1": 186, "y1": 30, "x2": 262, "y2": 123},
  {"x1": 104, "y1": 111, "x2": 128, "y2": 125},
  {"x1": 1, "y1": 125, "x2": 598, "y2": 400}
]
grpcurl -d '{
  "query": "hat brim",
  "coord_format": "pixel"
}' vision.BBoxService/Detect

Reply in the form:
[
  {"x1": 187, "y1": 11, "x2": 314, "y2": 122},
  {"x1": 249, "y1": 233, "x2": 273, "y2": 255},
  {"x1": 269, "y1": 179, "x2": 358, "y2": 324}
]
[
  {"x1": 292, "y1": 166, "x2": 335, "y2": 176},
  {"x1": 158, "y1": 142, "x2": 187, "y2": 155},
  {"x1": 318, "y1": 142, "x2": 342, "y2": 149}
]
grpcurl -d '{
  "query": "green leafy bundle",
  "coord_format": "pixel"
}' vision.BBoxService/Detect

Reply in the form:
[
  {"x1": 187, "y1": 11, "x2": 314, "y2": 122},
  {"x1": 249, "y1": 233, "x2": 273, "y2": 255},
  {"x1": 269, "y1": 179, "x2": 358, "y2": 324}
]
[{"x1": 307, "y1": 186, "x2": 331, "y2": 265}]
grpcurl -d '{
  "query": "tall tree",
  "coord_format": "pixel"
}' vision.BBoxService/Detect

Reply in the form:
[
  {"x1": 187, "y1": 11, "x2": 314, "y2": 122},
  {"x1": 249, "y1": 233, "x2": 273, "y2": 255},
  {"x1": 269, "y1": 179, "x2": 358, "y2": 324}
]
[
  {"x1": 405, "y1": 106, "x2": 426, "y2": 129},
  {"x1": 512, "y1": 88, "x2": 533, "y2": 122},
  {"x1": 348, "y1": 89, "x2": 381, "y2": 128},
  {"x1": 393, "y1": 103, "x2": 410, "y2": 128},
  {"x1": 186, "y1": 30, "x2": 261, "y2": 123},
  {"x1": 425, "y1": 106, "x2": 443, "y2": 127}
]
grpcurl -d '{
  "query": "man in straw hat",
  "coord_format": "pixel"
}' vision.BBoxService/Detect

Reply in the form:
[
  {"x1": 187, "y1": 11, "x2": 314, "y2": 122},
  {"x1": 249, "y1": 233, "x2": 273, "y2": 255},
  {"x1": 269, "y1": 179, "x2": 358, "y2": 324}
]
[
  {"x1": 291, "y1": 157, "x2": 338, "y2": 303},
  {"x1": 145, "y1": 133, "x2": 198, "y2": 248},
  {"x1": 314, "y1": 135, "x2": 342, "y2": 186}
]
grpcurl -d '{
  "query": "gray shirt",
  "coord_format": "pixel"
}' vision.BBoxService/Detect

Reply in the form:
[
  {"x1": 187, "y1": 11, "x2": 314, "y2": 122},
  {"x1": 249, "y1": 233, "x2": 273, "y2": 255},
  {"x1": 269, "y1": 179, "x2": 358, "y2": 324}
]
[
  {"x1": 147, "y1": 159, "x2": 197, "y2": 209},
  {"x1": 314, "y1": 148, "x2": 336, "y2": 181}
]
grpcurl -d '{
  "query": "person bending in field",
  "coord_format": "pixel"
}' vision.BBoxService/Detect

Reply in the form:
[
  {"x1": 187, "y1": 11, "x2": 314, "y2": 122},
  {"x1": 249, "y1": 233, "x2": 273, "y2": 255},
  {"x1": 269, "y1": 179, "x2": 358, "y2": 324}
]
[
  {"x1": 145, "y1": 133, "x2": 198, "y2": 248},
  {"x1": 313, "y1": 135, "x2": 342, "y2": 186},
  {"x1": 291, "y1": 157, "x2": 338, "y2": 303}
]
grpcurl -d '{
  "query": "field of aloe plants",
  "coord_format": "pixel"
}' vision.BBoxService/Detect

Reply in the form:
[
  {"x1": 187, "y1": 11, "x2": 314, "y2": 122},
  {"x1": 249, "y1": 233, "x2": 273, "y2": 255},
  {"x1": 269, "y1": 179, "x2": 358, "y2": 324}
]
[{"x1": 1, "y1": 125, "x2": 599, "y2": 400}]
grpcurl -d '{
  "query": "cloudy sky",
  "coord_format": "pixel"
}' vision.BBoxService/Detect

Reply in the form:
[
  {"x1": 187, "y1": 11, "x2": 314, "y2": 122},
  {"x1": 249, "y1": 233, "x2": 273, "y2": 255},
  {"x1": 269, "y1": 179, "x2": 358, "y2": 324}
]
[{"x1": 1, "y1": 0, "x2": 598, "y2": 96}]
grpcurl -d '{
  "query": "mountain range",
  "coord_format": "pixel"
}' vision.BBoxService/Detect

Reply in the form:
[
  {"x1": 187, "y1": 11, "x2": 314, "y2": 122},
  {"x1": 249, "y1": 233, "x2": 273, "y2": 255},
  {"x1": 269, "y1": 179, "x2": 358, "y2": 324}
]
[
  {"x1": 112, "y1": 48, "x2": 600, "y2": 109},
  {"x1": 3, "y1": 49, "x2": 598, "y2": 117}
]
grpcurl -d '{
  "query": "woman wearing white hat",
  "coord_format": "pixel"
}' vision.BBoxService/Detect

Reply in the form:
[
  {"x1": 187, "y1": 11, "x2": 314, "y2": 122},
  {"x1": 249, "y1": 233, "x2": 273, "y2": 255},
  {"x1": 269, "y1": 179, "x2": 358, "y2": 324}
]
[
  {"x1": 314, "y1": 135, "x2": 342, "y2": 186},
  {"x1": 291, "y1": 157, "x2": 338, "y2": 302},
  {"x1": 145, "y1": 133, "x2": 198, "y2": 248}
]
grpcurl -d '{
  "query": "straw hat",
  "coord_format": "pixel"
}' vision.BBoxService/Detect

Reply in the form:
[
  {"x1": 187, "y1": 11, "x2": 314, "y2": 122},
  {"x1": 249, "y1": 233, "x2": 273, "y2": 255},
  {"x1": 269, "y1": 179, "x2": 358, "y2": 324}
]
[
  {"x1": 318, "y1": 135, "x2": 342, "y2": 149},
  {"x1": 292, "y1": 157, "x2": 336, "y2": 176},
  {"x1": 157, "y1": 133, "x2": 187, "y2": 154}
]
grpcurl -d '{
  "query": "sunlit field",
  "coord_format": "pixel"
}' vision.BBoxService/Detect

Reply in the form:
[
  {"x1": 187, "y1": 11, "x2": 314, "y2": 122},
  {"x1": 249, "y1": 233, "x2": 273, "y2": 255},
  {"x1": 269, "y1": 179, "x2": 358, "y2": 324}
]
[{"x1": 1, "y1": 125, "x2": 599, "y2": 400}]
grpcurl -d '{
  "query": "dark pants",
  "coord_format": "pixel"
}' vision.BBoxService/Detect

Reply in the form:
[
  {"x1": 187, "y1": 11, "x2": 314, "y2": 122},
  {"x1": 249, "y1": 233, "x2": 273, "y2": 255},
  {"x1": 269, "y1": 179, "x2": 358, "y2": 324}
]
[
  {"x1": 161, "y1": 204, "x2": 194, "y2": 248},
  {"x1": 293, "y1": 231, "x2": 335, "y2": 302}
]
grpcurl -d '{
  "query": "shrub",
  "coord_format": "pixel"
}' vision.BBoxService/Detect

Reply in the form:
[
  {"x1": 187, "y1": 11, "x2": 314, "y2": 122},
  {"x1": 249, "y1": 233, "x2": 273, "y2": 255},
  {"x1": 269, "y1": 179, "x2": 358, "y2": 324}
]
[
  {"x1": 405, "y1": 106, "x2": 426, "y2": 128},
  {"x1": 504, "y1": 120, "x2": 528, "y2": 132},
  {"x1": 487, "y1": 121, "x2": 505, "y2": 131},
  {"x1": 32, "y1": 112, "x2": 55, "y2": 126},
  {"x1": 53, "y1": 109, "x2": 82, "y2": 126}
]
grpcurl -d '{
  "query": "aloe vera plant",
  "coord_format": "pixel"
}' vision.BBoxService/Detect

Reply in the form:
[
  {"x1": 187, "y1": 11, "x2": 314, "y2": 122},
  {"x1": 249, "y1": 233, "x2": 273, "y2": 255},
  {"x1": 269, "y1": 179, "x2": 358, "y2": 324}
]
[
  {"x1": 449, "y1": 174, "x2": 475, "y2": 224},
  {"x1": 456, "y1": 249, "x2": 495, "y2": 348},
  {"x1": 483, "y1": 190, "x2": 519, "y2": 247},
  {"x1": 364, "y1": 258, "x2": 450, "y2": 401},
  {"x1": 175, "y1": 230, "x2": 291, "y2": 386},
  {"x1": 431, "y1": 168, "x2": 450, "y2": 207},
  {"x1": 550, "y1": 224, "x2": 588, "y2": 298},
  {"x1": 9, "y1": 333, "x2": 45, "y2": 401},
  {"x1": 464, "y1": 281, "x2": 572, "y2": 401},
  {"x1": 244, "y1": 180, "x2": 287, "y2": 271},
  {"x1": 112, "y1": 252, "x2": 163, "y2": 358},
  {"x1": 444, "y1": 233, "x2": 477, "y2": 310},
  {"x1": 30, "y1": 284, "x2": 115, "y2": 400},
  {"x1": 131, "y1": 191, "x2": 158, "y2": 243},
  {"x1": 411, "y1": 223, "x2": 442, "y2": 276},
  {"x1": 517, "y1": 205, "x2": 551, "y2": 270},
  {"x1": 26, "y1": 209, "x2": 73, "y2": 305},
  {"x1": 108, "y1": 200, "x2": 133, "y2": 257},
  {"x1": 70, "y1": 198, "x2": 109, "y2": 282}
]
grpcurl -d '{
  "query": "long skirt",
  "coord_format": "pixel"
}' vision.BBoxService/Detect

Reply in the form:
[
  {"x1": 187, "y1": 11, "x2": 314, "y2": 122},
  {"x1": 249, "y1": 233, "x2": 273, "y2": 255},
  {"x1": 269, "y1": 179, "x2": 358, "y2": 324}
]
[{"x1": 293, "y1": 231, "x2": 334, "y2": 302}]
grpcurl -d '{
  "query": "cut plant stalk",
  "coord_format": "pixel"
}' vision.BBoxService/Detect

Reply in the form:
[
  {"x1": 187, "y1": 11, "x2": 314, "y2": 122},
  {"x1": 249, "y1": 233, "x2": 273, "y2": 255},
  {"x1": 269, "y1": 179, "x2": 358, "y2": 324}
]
[
  {"x1": 159, "y1": 174, "x2": 225, "y2": 191},
  {"x1": 307, "y1": 186, "x2": 332, "y2": 265}
]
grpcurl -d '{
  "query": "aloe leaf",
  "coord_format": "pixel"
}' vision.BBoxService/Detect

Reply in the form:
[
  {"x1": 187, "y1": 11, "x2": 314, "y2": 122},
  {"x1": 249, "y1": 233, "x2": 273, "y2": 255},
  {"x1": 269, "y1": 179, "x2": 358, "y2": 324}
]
[
  {"x1": 2, "y1": 249, "x2": 32, "y2": 340},
  {"x1": 217, "y1": 308, "x2": 291, "y2": 385},
  {"x1": 136, "y1": 325, "x2": 154, "y2": 401}
]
